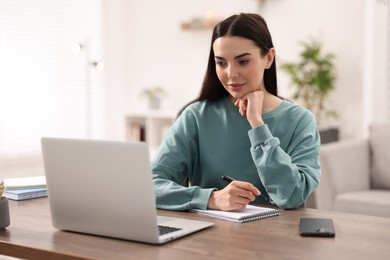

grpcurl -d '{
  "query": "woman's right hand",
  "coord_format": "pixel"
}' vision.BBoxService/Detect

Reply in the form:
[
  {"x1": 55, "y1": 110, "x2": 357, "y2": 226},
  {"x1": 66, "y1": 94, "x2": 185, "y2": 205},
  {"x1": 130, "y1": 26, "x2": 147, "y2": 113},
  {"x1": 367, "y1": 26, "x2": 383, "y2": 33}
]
[
  {"x1": 207, "y1": 181, "x2": 261, "y2": 211},
  {"x1": 234, "y1": 90, "x2": 265, "y2": 128}
]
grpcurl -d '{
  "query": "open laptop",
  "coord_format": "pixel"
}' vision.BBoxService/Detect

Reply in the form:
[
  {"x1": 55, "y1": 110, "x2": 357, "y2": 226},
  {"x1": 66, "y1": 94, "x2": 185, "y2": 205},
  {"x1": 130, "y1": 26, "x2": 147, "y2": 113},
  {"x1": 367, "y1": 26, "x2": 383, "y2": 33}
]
[{"x1": 41, "y1": 137, "x2": 213, "y2": 244}]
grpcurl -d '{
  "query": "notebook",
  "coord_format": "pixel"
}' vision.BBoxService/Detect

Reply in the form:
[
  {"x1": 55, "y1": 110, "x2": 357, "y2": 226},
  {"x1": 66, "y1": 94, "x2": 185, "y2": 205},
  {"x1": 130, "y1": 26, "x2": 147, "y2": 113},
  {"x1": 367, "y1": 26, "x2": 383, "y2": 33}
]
[
  {"x1": 190, "y1": 205, "x2": 279, "y2": 223},
  {"x1": 41, "y1": 137, "x2": 213, "y2": 244},
  {"x1": 3, "y1": 187, "x2": 48, "y2": 201},
  {"x1": 3, "y1": 175, "x2": 47, "y2": 190}
]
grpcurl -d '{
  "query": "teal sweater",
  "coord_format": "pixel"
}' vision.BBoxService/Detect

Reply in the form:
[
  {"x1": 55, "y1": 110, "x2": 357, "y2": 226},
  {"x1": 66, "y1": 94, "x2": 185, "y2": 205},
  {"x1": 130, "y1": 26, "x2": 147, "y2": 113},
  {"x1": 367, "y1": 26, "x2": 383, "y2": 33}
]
[{"x1": 152, "y1": 97, "x2": 321, "y2": 210}]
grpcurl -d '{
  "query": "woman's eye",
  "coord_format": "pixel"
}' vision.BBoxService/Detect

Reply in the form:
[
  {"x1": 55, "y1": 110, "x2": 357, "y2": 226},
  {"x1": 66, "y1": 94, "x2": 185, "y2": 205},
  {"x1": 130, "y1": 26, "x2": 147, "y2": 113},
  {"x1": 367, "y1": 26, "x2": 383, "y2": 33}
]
[
  {"x1": 239, "y1": 60, "x2": 249, "y2": 65},
  {"x1": 216, "y1": 61, "x2": 227, "y2": 67}
]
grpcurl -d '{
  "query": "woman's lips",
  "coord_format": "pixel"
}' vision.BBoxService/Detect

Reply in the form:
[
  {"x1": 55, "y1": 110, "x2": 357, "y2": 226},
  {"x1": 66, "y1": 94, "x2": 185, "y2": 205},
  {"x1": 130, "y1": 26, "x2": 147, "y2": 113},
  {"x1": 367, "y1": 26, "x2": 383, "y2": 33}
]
[{"x1": 228, "y1": 83, "x2": 245, "y2": 91}]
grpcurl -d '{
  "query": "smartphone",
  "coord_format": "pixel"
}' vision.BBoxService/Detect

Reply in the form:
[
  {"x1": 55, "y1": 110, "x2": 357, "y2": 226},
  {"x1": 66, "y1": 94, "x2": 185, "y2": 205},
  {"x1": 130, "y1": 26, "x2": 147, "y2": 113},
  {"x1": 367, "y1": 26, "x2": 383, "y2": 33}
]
[{"x1": 299, "y1": 218, "x2": 335, "y2": 237}]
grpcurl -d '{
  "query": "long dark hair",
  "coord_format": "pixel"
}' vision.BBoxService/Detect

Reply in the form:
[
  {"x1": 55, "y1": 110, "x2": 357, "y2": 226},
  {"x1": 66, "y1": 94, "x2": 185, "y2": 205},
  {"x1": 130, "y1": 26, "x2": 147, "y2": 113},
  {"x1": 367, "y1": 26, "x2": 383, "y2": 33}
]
[{"x1": 197, "y1": 13, "x2": 278, "y2": 101}]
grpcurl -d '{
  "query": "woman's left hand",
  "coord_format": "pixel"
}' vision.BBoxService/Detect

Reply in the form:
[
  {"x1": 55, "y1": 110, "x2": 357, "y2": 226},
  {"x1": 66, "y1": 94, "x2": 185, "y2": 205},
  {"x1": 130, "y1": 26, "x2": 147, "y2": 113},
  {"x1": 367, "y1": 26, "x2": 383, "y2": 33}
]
[{"x1": 234, "y1": 90, "x2": 265, "y2": 128}]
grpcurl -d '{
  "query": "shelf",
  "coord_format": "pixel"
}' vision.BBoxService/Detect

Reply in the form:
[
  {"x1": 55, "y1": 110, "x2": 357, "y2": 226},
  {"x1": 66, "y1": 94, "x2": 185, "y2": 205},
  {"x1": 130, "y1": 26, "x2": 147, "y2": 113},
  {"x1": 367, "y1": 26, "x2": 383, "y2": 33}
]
[
  {"x1": 180, "y1": 11, "x2": 221, "y2": 31},
  {"x1": 125, "y1": 110, "x2": 177, "y2": 154}
]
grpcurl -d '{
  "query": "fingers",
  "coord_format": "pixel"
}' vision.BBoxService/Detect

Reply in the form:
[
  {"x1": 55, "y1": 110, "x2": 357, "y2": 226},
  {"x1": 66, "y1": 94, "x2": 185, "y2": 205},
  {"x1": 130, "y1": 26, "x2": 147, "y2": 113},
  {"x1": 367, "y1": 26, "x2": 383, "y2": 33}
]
[
  {"x1": 231, "y1": 180, "x2": 261, "y2": 198},
  {"x1": 207, "y1": 181, "x2": 262, "y2": 211},
  {"x1": 234, "y1": 99, "x2": 247, "y2": 116},
  {"x1": 234, "y1": 90, "x2": 263, "y2": 116}
]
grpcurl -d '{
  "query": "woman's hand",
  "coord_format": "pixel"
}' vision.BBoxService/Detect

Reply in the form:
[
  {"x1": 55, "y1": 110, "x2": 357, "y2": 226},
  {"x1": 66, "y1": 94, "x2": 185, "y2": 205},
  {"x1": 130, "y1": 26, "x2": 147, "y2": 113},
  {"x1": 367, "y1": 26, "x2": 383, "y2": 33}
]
[
  {"x1": 234, "y1": 90, "x2": 264, "y2": 128},
  {"x1": 207, "y1": 181, "x2": 261, "y2": 211}
]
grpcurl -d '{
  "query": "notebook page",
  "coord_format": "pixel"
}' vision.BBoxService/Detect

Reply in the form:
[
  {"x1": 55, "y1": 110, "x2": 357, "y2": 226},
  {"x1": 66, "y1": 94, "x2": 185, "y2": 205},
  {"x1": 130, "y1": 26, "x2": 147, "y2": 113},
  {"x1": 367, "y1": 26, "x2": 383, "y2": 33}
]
[{"x1": 190, "y1": 205, "x2": 279, "y2": 223}]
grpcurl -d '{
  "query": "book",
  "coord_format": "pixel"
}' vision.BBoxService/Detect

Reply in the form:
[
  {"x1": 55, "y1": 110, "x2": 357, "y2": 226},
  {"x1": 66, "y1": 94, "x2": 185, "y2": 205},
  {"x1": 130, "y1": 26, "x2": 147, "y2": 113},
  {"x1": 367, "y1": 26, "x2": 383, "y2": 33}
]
[
  {"x1": 3, "y1": 176, "x2": 46, "y2": 190},
  {"x1": 190, "y1": 205, "x2": 279, "y2": 223},
  {"x1": 3, "y1": 187, "x2": 48, "y2": 201},
  {"x1": 127, "y1": 123, "x2": 146, "y2": 142}
]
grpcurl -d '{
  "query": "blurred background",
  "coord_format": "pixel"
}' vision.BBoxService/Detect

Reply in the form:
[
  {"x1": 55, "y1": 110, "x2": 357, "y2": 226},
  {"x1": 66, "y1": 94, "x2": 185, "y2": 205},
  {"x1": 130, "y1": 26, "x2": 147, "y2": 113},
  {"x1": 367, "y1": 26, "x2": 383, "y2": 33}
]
[{"x1": 1, "y1": 0, "x2": 389, "y2": 180}]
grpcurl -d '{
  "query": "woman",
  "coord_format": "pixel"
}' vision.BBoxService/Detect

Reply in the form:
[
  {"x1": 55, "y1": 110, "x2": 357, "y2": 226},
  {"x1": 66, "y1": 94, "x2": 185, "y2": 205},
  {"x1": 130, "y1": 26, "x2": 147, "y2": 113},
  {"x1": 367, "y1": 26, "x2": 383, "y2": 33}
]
[{"x1": 152, "y1": 13, "x2": 320, "y2": 211}]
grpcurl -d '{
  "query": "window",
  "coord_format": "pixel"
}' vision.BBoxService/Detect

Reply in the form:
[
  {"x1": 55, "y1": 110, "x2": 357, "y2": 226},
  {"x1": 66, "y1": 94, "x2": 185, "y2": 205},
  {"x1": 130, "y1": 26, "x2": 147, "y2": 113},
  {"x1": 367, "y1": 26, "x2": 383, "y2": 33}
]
[
  {"x1": 366, "y1": 0, "x2": 390, "y2": 123},
  {"x1": 0, "y1": 0, "x2": 105, "y2": 173}
]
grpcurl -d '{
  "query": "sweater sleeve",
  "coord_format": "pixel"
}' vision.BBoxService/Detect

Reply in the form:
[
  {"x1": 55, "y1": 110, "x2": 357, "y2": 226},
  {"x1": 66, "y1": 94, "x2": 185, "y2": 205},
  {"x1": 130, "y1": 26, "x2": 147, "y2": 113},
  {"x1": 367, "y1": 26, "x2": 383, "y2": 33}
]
[
  {"x1": 248, "y1": 111, "x2": 321, "y2": 209},
  {"x1": 151, "y1": 109, "x2": 215, "y2": 211}
]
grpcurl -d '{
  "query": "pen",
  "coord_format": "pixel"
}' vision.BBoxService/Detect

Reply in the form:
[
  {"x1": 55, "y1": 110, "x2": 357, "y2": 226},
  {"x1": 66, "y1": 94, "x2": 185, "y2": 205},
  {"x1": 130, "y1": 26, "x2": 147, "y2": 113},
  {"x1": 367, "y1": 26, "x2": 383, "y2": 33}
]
[{"x1": 221, "y1": 175, "x2": 268, "y2": 201}]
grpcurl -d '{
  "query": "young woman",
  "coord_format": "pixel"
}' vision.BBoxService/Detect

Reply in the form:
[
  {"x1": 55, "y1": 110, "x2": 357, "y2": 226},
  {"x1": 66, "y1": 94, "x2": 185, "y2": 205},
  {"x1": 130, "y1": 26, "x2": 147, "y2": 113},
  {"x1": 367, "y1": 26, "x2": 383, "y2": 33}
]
[{"x1": 152, "y1": 13, "x2": 320, "y2": 211}]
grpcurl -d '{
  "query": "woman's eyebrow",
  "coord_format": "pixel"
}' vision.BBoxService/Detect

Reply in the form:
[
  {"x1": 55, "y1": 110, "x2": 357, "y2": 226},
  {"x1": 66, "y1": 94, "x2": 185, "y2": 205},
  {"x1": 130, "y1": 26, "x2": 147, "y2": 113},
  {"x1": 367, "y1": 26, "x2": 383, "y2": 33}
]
[
  {"x1": 214, "y1": 55, "x2": 225, "y2": 60},
  {"x1": 214, "y1": 53, "x2": 252, "y2": 60},
  {"x1": 234, "y1": 53, "x2": 251, "y2": 59}
]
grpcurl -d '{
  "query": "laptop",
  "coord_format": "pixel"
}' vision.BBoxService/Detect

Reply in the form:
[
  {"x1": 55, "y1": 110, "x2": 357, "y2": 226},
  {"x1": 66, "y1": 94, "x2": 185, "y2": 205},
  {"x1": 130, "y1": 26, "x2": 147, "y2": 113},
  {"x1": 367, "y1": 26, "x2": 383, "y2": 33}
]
[{"x1": 41, "y1": 137, "x2": 213, "y2": 244}]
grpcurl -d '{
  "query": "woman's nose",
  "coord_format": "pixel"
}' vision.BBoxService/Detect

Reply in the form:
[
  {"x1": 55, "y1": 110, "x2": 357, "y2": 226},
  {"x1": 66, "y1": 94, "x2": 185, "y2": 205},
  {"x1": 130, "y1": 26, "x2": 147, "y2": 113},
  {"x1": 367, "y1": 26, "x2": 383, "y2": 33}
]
[{"x1": 227, "y1": 64, "x2": 238, "y2": 78}]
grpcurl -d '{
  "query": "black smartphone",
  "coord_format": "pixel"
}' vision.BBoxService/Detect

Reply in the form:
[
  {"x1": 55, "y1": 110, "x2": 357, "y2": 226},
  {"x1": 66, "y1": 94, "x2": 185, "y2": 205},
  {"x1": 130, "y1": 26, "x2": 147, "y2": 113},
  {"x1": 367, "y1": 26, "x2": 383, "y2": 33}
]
[{"x1": 299, "y1": 218, "x2": 335, "y2": 237}]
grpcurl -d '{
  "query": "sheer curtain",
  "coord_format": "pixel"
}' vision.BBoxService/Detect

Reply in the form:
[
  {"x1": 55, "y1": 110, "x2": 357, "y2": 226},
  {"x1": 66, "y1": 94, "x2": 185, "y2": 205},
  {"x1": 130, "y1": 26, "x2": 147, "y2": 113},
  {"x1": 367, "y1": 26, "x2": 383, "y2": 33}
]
[
  {"x1": 365, "y1": 0, "x2": 390, "y2": 124},
  {"x1": 0, "y1": 0, "x2": 105, "y2": 177}
]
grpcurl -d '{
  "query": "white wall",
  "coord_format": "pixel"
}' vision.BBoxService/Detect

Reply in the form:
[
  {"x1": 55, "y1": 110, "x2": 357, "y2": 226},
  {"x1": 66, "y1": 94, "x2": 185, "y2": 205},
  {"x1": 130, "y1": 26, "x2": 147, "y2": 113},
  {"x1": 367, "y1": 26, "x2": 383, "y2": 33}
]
[
  {"x1": 104, "y1": 0, "x2": 259, "y2": 140},
  {"x1": 363, "y1": 0, "x2": 390, "y2": 131},
  {"x1": 260, "y1": 0, "x2": 367, "y2": 140},
  {"x1": 105, "y1": 0, "x2": 368, "y2": 141}
]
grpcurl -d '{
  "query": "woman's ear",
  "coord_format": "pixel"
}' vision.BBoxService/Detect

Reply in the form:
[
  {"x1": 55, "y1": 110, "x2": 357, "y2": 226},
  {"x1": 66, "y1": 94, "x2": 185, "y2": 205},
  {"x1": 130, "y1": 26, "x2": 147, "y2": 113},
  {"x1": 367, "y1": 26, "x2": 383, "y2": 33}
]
[{"x1": 266, "y1": 48, "x2": 275, "y2": 69}]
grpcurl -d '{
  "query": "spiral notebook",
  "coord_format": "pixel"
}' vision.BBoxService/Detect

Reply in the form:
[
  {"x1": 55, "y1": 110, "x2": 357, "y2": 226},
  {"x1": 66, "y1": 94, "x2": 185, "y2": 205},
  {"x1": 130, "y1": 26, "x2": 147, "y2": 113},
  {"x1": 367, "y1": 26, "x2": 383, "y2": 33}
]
[{"x1": 190, "y1": 205, "x2": 279, "y2": 223}]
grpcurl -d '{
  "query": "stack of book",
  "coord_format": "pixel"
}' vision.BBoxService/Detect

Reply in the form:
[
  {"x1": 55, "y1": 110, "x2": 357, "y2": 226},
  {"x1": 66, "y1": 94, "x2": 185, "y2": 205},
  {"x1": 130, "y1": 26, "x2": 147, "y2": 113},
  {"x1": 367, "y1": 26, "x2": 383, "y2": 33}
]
[{"x1": 3, "y1": 176, "x2": 48, "y2": 201}]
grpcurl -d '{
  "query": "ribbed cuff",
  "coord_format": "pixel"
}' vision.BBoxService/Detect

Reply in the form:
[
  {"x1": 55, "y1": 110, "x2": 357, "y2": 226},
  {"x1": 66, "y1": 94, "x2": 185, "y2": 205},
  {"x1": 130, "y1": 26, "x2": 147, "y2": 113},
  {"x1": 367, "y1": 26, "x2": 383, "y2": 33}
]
[
  {"x1": 248, "y1": 124, "x2": 273, "y2": 148},
  {"x1": 190, "y1": 188, "x2": 216, "y2": 210}
]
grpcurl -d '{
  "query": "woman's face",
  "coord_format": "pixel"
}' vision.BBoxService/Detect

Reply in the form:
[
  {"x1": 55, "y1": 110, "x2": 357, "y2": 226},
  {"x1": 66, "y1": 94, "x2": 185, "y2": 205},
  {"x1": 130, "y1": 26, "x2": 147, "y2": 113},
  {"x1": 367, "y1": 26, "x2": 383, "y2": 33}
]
[{"x1": 213, "y1": 36, "x2": 274, "y2": 102}]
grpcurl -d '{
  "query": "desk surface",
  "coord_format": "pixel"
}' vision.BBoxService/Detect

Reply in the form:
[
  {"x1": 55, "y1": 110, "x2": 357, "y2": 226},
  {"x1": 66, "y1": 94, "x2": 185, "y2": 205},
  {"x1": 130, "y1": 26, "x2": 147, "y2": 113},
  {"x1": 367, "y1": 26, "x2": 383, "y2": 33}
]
[{"x1": 0, "y1": 198, "x2": 389, "y2": 260}]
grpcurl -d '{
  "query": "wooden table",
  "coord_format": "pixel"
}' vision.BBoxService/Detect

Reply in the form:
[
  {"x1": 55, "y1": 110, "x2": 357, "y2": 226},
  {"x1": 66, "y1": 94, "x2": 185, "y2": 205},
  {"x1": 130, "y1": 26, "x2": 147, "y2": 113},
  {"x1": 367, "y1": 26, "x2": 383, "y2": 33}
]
[{"x1": 0, "y1": 197, "x2": 389, "y2": 259}]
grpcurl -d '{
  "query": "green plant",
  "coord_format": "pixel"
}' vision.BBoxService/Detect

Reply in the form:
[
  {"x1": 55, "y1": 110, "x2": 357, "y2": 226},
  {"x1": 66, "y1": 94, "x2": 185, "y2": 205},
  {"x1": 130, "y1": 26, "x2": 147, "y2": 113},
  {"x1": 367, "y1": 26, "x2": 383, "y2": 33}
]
[
  {"x1": 0, "y1": 182, "x2": 5, "y2": 200},
  {"x1": 140, "y1": 86, "x2": 167, "y2": 99},
  {"x1": 140, "y1": 86, "x2": 167, "y2": 110},
  {"x1": 280, "y1": 39, "x2": 337, "y2": 124}
]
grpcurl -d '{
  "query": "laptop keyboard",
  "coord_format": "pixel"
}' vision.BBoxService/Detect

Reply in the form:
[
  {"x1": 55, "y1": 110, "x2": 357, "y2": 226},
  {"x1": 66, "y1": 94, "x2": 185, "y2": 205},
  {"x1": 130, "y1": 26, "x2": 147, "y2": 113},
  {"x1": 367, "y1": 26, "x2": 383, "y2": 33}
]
[{"x1": 158, "y1": 225, "x2": 182, "y2": 236}]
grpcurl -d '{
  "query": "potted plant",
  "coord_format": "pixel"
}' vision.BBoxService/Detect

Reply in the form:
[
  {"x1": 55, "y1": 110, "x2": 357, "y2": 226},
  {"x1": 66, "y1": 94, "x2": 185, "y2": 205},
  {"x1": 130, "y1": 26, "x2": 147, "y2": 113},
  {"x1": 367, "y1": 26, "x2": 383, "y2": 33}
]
[
  {"x1": 140, "y1": 86, "x2": 167, "y2": 110},
  {"x1": 0, "y1": 182, "x2": 10, "y2": 230},
  {"x1": 280, "y1": 38, "x2": 338, "y2": 143}
]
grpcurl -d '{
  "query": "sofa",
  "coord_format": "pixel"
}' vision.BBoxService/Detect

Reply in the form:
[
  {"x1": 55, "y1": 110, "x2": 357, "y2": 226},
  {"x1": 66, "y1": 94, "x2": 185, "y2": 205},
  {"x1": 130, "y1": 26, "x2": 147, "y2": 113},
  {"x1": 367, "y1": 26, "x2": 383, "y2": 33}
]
[{"x1": 315, "y1": 123, "x2": 390, "y2": 217}]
